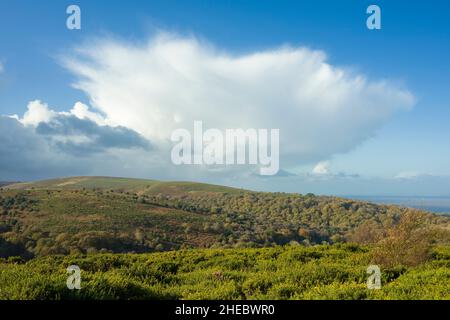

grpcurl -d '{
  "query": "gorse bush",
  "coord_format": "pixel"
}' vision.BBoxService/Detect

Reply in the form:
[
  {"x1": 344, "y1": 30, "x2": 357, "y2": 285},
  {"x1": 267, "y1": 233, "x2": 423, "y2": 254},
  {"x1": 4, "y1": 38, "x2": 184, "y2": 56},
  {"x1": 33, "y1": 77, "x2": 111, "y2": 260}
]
[{"x1": 0, "y1": 244, "x2": 449, "y2": 300}]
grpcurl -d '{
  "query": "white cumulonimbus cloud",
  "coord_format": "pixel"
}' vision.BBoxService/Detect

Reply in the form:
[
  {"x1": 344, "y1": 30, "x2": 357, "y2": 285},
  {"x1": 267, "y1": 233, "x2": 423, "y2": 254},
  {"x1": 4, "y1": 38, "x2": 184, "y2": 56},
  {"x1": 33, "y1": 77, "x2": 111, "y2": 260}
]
[{"x1": 61, "y1": 32, "x2": 415, "y2": 168}]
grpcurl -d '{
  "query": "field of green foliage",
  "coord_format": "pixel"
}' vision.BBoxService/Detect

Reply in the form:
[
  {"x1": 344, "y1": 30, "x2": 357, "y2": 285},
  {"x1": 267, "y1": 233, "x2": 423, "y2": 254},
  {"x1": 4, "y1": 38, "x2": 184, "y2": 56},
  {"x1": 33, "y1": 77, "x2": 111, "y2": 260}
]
[
  {"x1": 1, "y1": 177, "x2": 449, "y2": 300},
  {"x1": 1, "y1": 244, "x2": 449, "y2": 300},
  {"x1": 1, "y1": 177, "x2": 449, "y2": 258}
]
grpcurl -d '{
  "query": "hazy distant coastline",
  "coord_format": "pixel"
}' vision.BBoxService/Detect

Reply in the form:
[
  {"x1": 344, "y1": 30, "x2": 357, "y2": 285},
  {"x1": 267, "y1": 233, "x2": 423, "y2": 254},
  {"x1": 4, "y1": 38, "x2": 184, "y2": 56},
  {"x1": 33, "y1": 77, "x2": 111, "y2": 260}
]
[{"x1": 347, "y1": 195, "x2": 450, "y2": 214}]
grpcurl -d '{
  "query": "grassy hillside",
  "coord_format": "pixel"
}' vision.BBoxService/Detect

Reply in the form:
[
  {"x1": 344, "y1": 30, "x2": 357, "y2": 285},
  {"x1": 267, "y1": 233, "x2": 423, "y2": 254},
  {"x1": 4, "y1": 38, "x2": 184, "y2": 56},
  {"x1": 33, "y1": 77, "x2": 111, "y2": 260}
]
[
  {"x1": 6, "y1": 176, "x2": 240, "y2": 194},
  {"x1": 1, "y1": 176, "x2": 449, "y2": 259},
  {"x1": 0, "y1": 182, "x2": 18, "y2": 188},
  {"x1": 1, "y1": 244, "x2": 449, "y2": 300},
  {"x1": 1, "y1": 176, "x2": 450, "y2": 300}
]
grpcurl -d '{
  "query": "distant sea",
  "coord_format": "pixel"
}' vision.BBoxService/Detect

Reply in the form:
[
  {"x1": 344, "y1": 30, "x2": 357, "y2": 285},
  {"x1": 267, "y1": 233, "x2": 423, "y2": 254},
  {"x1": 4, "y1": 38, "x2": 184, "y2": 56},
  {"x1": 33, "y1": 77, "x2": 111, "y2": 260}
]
[{"x1": 346, "y1": 195, "x2": 450, "y2": 215}]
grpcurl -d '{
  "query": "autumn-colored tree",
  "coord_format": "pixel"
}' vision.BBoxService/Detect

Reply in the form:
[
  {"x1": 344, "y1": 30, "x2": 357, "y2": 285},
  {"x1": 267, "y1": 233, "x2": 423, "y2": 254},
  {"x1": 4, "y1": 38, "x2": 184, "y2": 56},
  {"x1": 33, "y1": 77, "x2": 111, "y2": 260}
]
[
  {"x1": 347, "y1": 220, "x2": 384, "y2": 245},
  {"x1": 372, "y1": 211, "x2": 435, "y2": 267}
]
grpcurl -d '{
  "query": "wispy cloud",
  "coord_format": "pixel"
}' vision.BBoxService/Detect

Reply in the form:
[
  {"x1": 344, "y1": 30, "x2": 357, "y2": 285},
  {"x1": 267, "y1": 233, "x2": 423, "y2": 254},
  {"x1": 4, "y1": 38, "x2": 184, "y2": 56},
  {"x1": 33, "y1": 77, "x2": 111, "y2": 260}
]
[{"x1": 394, "y1": 171, "x2": 433, "y2": 180}]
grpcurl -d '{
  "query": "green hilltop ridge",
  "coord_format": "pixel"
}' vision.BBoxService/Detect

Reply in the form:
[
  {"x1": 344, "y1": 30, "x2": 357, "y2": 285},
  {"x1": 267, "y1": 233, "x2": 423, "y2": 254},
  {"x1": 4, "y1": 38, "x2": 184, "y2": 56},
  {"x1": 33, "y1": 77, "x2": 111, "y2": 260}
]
[
  {"x1": 1, "y1": 176, "x2": 449, "y2": 258},
  {"x1": 5, "y1": 176, "x2": 241, "y2": 194}
]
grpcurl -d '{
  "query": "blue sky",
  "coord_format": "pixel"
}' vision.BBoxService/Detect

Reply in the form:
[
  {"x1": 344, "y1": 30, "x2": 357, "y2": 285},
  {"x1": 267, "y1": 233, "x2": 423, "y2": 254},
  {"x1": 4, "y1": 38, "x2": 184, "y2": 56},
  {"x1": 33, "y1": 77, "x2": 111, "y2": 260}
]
[{"x1": 1, "y1": 0, "x2": 450, "y2": 195}]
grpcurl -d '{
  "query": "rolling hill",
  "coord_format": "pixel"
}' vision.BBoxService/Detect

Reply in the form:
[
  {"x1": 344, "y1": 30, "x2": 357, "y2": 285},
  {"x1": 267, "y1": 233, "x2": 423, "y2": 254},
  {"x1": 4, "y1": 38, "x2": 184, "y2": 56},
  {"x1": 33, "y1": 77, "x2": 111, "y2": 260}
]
[
  {"x1": 1, "y1": 176, "x2": 449, "y2": 258},
  {"x1": 5, "y1": 176, "x2": 241, "y2": 194},
  {"x1": 0, "y1": 182, "x2": 18, "y2": 188},
  {"x1": 1, "y1": 176, "x2": 450, "y2": 300}
]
